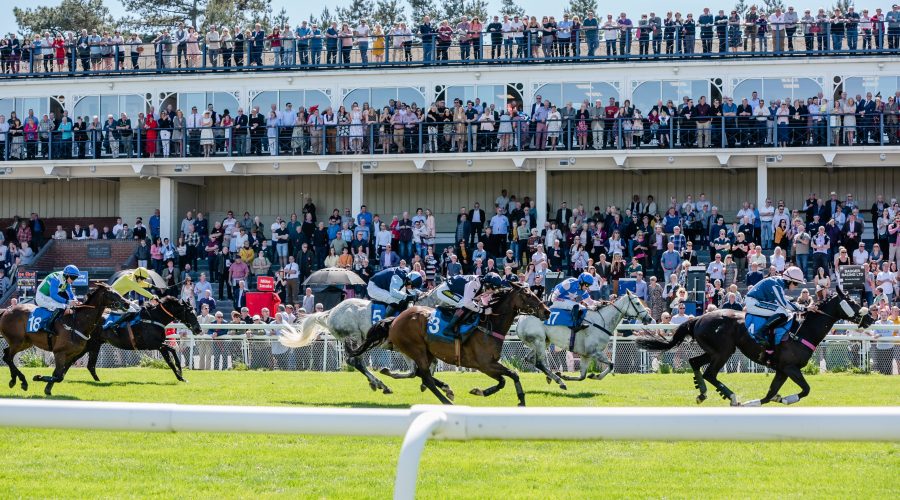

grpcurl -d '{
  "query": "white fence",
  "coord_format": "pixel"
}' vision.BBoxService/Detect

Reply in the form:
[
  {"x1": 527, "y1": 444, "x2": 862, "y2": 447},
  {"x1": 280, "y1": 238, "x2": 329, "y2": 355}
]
[{"x1": 1, "y1": 399, "x2": 898, "y2": 499}]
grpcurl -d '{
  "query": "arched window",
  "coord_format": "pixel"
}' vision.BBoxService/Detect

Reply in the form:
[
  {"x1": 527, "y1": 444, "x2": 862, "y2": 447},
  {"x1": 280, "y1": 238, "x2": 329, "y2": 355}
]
[
  {"x1": 73, "y1": 95, "x2": 145, "y2": 121},
  {"x1": 534, "y1": 82, "x2": 619, "y2": 109},
  {"x1": 342, "y1": 87, "x2": 425, "y2": 110},
  {"x1": 732, "y1": 78, "x2": 822, "y2": 105},
  {"x1": 250, "y1": 90, "x2": 331, "y2": 112},
  {"x1": 842, "y1": 76, "x2": 900, "y2": 100},
  {"x1": 631, "y1": 80, "x2": 710, "y2": 113},
  {"x1": 0, "y1": 97, "x2": 51, "y2": 119}
]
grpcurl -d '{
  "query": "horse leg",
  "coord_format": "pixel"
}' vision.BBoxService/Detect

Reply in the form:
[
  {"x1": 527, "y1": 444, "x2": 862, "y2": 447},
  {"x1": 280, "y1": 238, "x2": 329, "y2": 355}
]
[
  {"x1": 503, "y1": 366, "x2": 527, "y2": 407},
  {"x1": 586, "y1": 350, "x2": 614, "y2": 381},
  {"x1": 86, "y1": 345, "x2": 102, "y2": 382},
  {"x1": 40, "y1": 351, "x2": 70, "y2": 396},
  {"x1": 742, "y1": 370, "x2": 789, "y2": 407},
  {"x1": 469, "y1": 372, "x2": 505, "y2": 397},
  {"x1": 531, "y1": 340, "x2": 566, "y2": 389},
  {"x1": 779, "y1": 365, "x2": 811, "y2": 405},
  {"x1": 3, "y1": 345, "x2": 28, "y2": 391},
  {"x1": 689, "y1": 353, "x2": 711, "y2": 404},
  {"x1": 347, "y1": 355, "x2": 392, "y2": 394},
  {"x1": 702, "y1": 356, "x2": 740, "y2": 406},
  {"x1": 160, "y1": 345, "x2": 186, "y2": 382},
  {"x1": 557, "y1": 359, "x2": 589, "y2": 381},
  {"x1": 417, "y1": 365, "x2": 452, "y2": 405}
]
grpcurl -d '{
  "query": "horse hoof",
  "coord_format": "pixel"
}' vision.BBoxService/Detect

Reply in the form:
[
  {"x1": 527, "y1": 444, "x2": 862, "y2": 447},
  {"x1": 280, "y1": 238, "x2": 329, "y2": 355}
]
[
  {"x1": 729, "y1": 394, "x2": 741, "y2": 407},
  {"x1": 741, "y1": 399, "x2": 762, "y2": 407},
  {"x1": 470, "y1": 388, "x2": 484, "y2": 397},
  {"x1": 32, "y1": 375, "x2": 41, "y2": 382},
  {"x1": 559, "y1": 384, "x2": 568, "y2": 391},
  {"x1": 420, "y1": 384, "x2": 427, "y2": 392},
  {"x1": 379, "y1": 368, "x2": 392, "y2": 376},
  {"x1": 517, "y1": 402, "x2": 526, "y2": 407},
  {"x1": 368, "y1": 382, "x2": 378, "y2": 392},
  {"x1": 545, "y1": 376, "x2": 552, "y2": 385},
  {"x1": 21, "y1": 382, "x2": 28, "y2": 391},
  {"x1": 445, "y1": 391, "x2": 455, "y2": 402},
  {"x1": 382, "y1": 387, "x2": 393, "y2": 395},
  {"x1": 696, "y1": 394, "x2": 707, "y2": 404},
  {"x1": 44, "y1": 388, "x2": 52, "y2": 396},
  {"x1": 8, "y1": 379, "x2": 14, "y2": 389}
]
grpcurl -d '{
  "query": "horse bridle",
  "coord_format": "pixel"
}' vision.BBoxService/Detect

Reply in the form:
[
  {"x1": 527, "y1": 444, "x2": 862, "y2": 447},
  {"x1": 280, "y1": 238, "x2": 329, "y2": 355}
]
[{"x1": 610, "y1": 295, "x2": 646, "y2": 321}]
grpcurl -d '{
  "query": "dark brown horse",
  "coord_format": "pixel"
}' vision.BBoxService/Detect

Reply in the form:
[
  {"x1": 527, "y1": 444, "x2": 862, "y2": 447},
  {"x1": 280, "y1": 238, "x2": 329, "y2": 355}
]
[
  {"x1": 1, "y1": 283, "x2": 131, "y2": 395},
  {"x1": 64, "y1": 296, "x2": 203, "y2": 382},
  {"x1": 351, "y1": 283, "x2": 550, "y2": 406},
  {"x1": 636, "y1": 288, "x2": 874, "y2": 406}
]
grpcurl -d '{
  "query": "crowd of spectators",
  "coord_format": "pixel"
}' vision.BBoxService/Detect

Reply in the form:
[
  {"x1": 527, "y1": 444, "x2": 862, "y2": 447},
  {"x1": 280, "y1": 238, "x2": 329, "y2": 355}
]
[
  {"x1": 2, "y1": 88, "x2": 900, "y2": 161},
  {"x1": 4, "y1": 5, "x2": 900, "y2": 76}
]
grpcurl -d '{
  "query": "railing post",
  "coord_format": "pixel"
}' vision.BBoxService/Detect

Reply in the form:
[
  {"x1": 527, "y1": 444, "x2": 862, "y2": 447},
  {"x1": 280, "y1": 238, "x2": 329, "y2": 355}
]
[
  {"x1": 418, "y1": 123, "x2": 423, "y2": 153},
  {"x1": 880, "y1": 115, "x2": 885, "y2": 145},
  {"x1": 720, "y1": 115, "x2": 726, "y2": 148},
  {"x1": 617, "y1": 118, "x2": 623, "y2": 149},
  {"x1": 393, "y1": 410, "x2": 447, "y2": 500},
  {"x1": 202, "y1": 43, "x2": 208, "y2": 68},
  {"x1": 826, "y1": 112, "x2": 832, "y2": 147},
  {"x1": 669, "y1": 117, "x2": 674, "y2": 149}
]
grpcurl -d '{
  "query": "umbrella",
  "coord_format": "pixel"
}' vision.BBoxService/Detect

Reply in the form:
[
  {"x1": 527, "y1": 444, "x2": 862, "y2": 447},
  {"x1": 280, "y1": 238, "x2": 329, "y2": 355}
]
[
  {"x1": 303, "y1": 267, "x2": 366, "y2": 287},
  {"x1": 108, "y1": 269, "x2": 168, "y2": 290}
]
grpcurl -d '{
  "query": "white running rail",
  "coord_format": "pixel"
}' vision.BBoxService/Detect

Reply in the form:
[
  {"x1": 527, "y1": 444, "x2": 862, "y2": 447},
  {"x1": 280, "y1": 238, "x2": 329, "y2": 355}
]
[{"x1": 1, "y1": 400, "x2": 898, "y2": 500}]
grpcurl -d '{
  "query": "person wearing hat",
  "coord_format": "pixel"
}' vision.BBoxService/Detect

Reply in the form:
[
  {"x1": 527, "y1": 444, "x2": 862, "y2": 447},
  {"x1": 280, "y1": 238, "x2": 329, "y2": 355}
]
[{"x1": 744, "y1": 266, "x2": 815, "y2": 365}]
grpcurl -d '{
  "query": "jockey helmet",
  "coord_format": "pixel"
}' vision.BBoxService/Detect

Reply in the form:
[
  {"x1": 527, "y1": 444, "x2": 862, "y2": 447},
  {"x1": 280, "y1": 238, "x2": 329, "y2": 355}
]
[
  {"x1": 407, "y1": 271, "x2": 424, "y2": 290},
  {"x1": 63, "y1": 265, "x2": 81, "y2": 280},
  {"x1": 133, "y1": 267, "x2": 150, "y2": 281},
  {"x1": 482, "y1": 272, "x2": 503, "y2": 290},
  {"x1": 782, "y1": 266, "x2": 806, "y2": 285},
  {"x1": 578, "y1": 272, "x2": 595, "y2": 287}
]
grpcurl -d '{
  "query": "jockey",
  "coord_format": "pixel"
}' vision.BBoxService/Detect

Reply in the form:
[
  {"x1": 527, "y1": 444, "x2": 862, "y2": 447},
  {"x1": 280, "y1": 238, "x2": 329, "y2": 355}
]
[
  {"x1": 435, "y1": 273, "x2": 504, "y2": 334},
  {"x1": 551, "y1": 272, "x2": 597, "y2": 349},
  {"x1": 35, "y1": 265, "x2": 81, "y2": 327},
  {"x1": 745, "y1": 266, "x2": 812, "y2": 364},
  {"x1": 367, "y1": 268, "x2": 424, "y2": 317},
  {"x1": 111, "y1": 267, "x2": 159, "y2": 325}
]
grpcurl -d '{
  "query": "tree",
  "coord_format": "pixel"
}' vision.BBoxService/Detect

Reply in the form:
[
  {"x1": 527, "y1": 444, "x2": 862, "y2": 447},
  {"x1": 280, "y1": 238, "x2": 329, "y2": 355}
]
[
  {"x1": 14, "y1": 0, "x2": 114, "y2": 36},
  {"x1": 271, "y1": 7, "x2": 290, "y2": 29},
  {"x1": 441, "y1": 0, "x2": 466, "y2": 24},
  {"x1": 499, "y1": 0, "x2": 525, "y2": 18},
  {"x1": 831, "y1": 0, "x2": 855, "y2": 14},
  {"x1": 373, "y1": 0, "x2": 408, "y2": 27},
  {"x1": 407, "y1": 0, "x2": 441, "y2": 22},
  {"x1": 565, "y1": 0, "x2": 599, "y2": 19},
  {"x1": 761, "y1": 0, "x2": 785, "y2": 13},
  {"x1": 463, "y1": 0, "x2": 490, "y2": 22},
  {"x1": 310, "y1": 6, "x2": 336, "y2": 27},
  {"x1": 117, "y1": 0, "x2": 272, "y2": 34},
  {"x1": 733, "y1": 0, "x2": 749, "y2": 16},
  {"x1": 336, "y1": 0, "x2": 375, "y2": 23}
]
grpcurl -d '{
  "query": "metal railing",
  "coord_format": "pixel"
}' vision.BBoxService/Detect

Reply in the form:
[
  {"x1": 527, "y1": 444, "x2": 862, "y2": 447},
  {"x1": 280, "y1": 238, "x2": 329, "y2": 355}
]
[
  {"x1": 2, "y1": 112, "x2": 898, "y2": 162},
  {"x1": 5, "y1": 21, "x2": 900, "y2": 79}
]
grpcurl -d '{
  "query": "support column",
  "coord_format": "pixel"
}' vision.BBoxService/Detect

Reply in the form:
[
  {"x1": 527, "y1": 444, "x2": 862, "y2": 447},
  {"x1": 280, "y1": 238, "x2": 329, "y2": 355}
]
[
  {"x1": 535, "y1": 161, "x2": 547, "y2": 230},
  {"x1": 159, "y1": 177, "x2": 177, "y2": 242},
  {"x1": 756, "y1": 160, "x2": 768, "y2": 213},
  {"x1": 351, "y1": 164, "x2": 364, "y2": 215}
]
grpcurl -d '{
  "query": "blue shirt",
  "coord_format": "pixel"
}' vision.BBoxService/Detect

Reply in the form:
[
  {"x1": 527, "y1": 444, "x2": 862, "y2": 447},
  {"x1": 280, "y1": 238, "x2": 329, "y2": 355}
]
[
  {"x1": 747, "y1": 276, "x2": 800, "y2": 311},
  {"x1": 357, "y1": 211, "x2": 373, "y2": 228},
  {"x1": 552, "y1": 278, "x2": 589, "y2": 303}
]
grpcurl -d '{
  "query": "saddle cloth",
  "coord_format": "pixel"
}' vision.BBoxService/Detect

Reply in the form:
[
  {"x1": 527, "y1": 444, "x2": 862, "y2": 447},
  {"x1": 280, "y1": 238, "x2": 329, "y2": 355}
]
[
  {"x1": 26, "y1": 308, "x2": 55, "y2": 334},
  {"x1": 425, "y1": 308, "x2": 480, "y2": 343},
  {"x1": 102, "y1": 312, "x2": 141, "y2": 331},
  {"x1": 370, "y1": 302, "x2": 389, "y2": 325},
  {"x1": 745, "y1": 314, "x2": 794, "y2": 345},
  {"x1": 545, "y1": 307, "x2": 576, "y2": 327}
]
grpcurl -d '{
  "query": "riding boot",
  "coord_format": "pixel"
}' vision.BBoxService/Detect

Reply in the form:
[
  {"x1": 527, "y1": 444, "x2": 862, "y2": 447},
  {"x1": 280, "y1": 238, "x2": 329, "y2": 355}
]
[{"x1": 445, "y1": 308, "x2": 466, "y2": 336}]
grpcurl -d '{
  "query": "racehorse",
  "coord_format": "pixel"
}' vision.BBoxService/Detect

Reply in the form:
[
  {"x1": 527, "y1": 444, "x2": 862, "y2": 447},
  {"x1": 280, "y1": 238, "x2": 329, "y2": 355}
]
[
  {"x1": 0, "y1": 283, "x2": 131, "y2": 395},
  {"x1": 350, "y1": 283, "x2": 550, "y2": 406},
  {"x1": 516, "y1": 291, "x2": 653, "y2": 389},
  {"x1": 278, "y1": 297, "x2": 408, "y2": 394},
  {"x1": 636, "y1": 288, "x2": 873, "y2": 406},
  {"x1": 63, "y1": 296, "x2": 203, "y2": 383}
]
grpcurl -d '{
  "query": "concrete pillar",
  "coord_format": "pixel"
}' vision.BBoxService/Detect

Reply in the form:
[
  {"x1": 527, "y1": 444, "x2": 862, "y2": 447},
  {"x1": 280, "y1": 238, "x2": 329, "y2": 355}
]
[
  {"x1": 535, "y1": 161, "x2": 547, "y2": 229},
  {"x1": 756, "y1": 160, "x2": 768, "y2": 213},
  {"x1": 159, "y1": 177, "x2": 177, "y2": 242},
  {"x1": 352, "y1": 164, "x2": 364, "y2": 215}
]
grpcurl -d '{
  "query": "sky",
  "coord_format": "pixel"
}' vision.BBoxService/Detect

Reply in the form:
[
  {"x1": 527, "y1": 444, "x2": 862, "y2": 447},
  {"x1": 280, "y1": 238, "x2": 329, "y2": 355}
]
[{"x1": 2, "y1": 1, "x2": 855, "y2": 35}]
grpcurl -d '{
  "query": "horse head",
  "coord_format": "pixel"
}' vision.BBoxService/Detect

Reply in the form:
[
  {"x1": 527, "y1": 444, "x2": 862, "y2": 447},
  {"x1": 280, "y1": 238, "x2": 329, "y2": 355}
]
[
  {"x1": 506, "y1": 282, "x2": 551, "y2": 320},
  {"x1": 619, "y1": 290, "x2": 654, "y2": 325},
  {"x1": 830, "y1": 287, "x2": 874, "y2": 328},
  {"x1": 158, "y1": 296, "x2": 204, "y2": 336}
]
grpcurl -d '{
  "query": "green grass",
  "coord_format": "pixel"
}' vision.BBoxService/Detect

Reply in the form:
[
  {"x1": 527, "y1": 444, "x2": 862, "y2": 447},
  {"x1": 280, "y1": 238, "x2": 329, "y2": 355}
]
[{"x1": 1, "y1": 368, "x2": 898, "y2": 499}]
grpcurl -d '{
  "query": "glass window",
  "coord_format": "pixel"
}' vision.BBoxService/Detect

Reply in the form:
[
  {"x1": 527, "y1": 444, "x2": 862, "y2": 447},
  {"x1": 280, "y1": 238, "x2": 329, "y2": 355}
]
[
  {"x1": 73, "y1": 96, "x2": 100, "y2": 120},
  {"x1": 843, "y1": 76, "x2": 900, "y2": 100},
  {"x1": 73, "y1": 94, "x2": 144, "y2": 121},
  {"x1": 734, "y1": 78, "x2": 822, "y2": 104},
  {"x1": 0, "y1": 97, "x2": 50, "y2": 119},
  {"x1": 342, "y1": 87, "x2": 424, "y2": 109},
  {"x1": 631, "y1": 81, "x2": 661, "y2": 112},
  {"x1": 633, "y1": 80, "x2": 708, "y2": 113},
  {"x1": 536, "y1": 82, "x2": 620, "y2": 109}
]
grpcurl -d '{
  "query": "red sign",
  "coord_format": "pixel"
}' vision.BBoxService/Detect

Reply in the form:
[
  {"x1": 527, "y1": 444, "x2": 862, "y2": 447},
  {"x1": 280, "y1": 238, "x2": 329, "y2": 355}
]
[{"x1": 256, "y1": 276, "x2": 275, "y2": 292}]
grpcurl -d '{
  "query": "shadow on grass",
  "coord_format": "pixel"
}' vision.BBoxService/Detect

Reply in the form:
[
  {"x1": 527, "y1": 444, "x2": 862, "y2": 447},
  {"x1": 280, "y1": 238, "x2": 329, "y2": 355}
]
[
  {"x1": 0, "y1": 394, "x2": 81, "y2": 401},
  {"x1": 67, "y1": 380, "x2": 179, "y2": 387},
  {"x1": 276, "y1": 400, "x2": 411, "y2": 409},
  {"x1": 526, "y1": 390, "x2": 599, "y2": 399}
]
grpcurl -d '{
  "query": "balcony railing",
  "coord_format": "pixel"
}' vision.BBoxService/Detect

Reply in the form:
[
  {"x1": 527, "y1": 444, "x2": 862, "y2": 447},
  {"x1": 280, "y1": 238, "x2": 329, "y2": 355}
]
[
  {"x1": 3, "y1": 22, "x2": 900, "y2": 79},
  {"x1": 1, "y1": 113, "x2": 898, "y2": 162}
]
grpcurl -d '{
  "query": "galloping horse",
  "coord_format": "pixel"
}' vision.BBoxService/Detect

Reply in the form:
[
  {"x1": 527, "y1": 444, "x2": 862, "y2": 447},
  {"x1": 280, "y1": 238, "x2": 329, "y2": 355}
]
[
  {"x1": 516, "y1": 291, "x2": 653, "y2": 389},
  {"x1": 64, "y1": 296, "x2": 203, "y2": 382},
  {"x1": 0, "y1": 283, "x2": 131, "y2": 395},
  {"x1": 637, "y1": 288, "x2": 873, "y2": 406},
  {"x1": 351, "y1": 283, "x2": 550, "y2": 406}
]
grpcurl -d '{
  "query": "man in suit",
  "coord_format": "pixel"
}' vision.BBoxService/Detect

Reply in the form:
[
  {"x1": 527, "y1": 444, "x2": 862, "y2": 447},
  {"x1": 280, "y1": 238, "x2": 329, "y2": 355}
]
[
  {"x1": 233, "y1": 108, "x2": 248, "y2": 156},
  {"x1": 233, "y1": 280, "x2": 247, "y2": 311},
  {"x1": 803, "y1": 192, "x2": 819, "y2": 223},
  {"x1": 248, "y1": 106, "x2": 266, "y2": 155},
  {"x1": 556, "y1": 201, "x2": 572, "y2": 226},
  {"x1": 871, "y1": 194, "x2": 888, "y2": 231},
  {"x1": 468, "y1": 202, "x2": 486, "y2": 246},
  {"x1": 825, "y1": 192, "x2": 842, "y2": 219},
  {"x1": 842, "y1": 214, "x2": 864, "y2": 250},
  {"x1": 380, "y1": 244, "x2": 400, "y2": 269},
  {"x1": 856, "y1": 92, "x2": 876, "y2": 144}
]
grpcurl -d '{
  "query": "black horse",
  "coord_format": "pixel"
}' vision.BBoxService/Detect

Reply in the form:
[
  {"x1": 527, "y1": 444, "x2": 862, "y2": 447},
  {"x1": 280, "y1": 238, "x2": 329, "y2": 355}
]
[
  {"x1": 64, "y1": 296, "x2": 203, "y2": 382},
  {"x1": 637, "y1": 289, "x2": 873, "y2": 406}
]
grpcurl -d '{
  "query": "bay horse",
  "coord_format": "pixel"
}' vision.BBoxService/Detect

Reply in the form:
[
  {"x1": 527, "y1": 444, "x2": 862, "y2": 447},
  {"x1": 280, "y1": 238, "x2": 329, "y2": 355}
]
[
  {"x1": 64, "y1": 296, "x2": 203, "y2": 383},
  {"x1": 351, "y1": 283, "x2": 550, "y2": 406},
  {"x1": 0, "y1": 283, "x2": 131, "y2": 395},
  {"x1": 636, "y1": 288, "x2": 873, "y2": 406}
]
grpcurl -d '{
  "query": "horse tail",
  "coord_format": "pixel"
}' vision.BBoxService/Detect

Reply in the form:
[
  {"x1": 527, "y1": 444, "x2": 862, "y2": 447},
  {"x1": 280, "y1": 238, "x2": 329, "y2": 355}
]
[
  {"x1": 347, "y1": 318, "x2": 394, "y2": 358},
  {"x1": 635, "y1": 317, "x2": 696, "y2": 351},
  {"x1": 279, "y1": 312, "x2": 329, "y2": 348}
]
